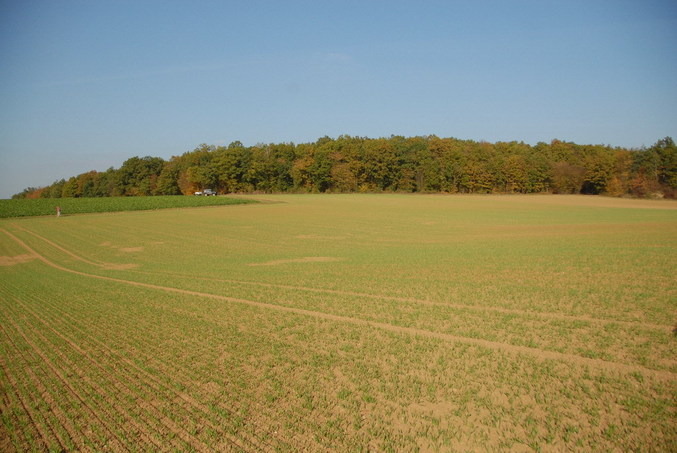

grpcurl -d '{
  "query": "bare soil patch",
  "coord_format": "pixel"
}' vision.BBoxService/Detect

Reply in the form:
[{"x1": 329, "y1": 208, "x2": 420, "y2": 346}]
[
  {"x1": 295, "y1": 234, "x2": 348, "y2": 240},
  {"x1": 102, "y1": 263, "x2": 139, "y2": 270},
  {"x1": 0, "y1": 254, "x2": 35, "y2": 266},
  {"x1": 248, "y1": 257, "x2": 343, "y2": 266},
  {"x1": 119, "y1": 247, "x2": 144, "y2": 253}
]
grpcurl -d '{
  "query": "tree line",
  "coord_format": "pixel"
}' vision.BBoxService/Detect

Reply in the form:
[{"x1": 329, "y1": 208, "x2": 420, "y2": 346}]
[{"x1": 13, "y1": 135, "x2": 677, "y2": 199}]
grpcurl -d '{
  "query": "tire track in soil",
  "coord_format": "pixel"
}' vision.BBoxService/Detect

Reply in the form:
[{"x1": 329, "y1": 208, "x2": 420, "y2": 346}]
[
  {"x1": 1, "y1": 308, "x2": 133, "y2": 452},
  {"x1": 16, "y1": 262, "x2": 675, "y2": 439},
  {"x1": 25, "y1": 289, "x2": 332, "y2": 453},
  {"x1": 5, "y1": 300, "x2": 206, "y2": 453},
  {"x1": 6, "y1": 224, "x2": 348, "y2": 449},
  {"x1": 13, "y1": 223, "x2": 670, "y2": 332},
  {"x1": 58, "y1": 292, "x2": 362, "y2": 451},
  {"x1": 0, "y1": 322, "x2": 83, "y2": 452},
  {"x1": 10, "y1": 223, "x2": 109, "y2": 268},
  {"x1": 9, "y1": 274, "x2": 366, "y2": 451},
  {"x1": 11, "y1": 296, "x2": 262, "y2": 453},
  {"x1": 3, "y1": 227, "x2": 674, "y2": 382},
  {"x1": 134, "y1": 270, "x2": 672, "y2": 332}
]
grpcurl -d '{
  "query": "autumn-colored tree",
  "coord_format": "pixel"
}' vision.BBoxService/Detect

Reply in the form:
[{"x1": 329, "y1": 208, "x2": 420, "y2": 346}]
[
  {"x1": 581, "y1": 146, "x2": 614, "y2": 194},
  {"x1": 551, "y1": 161, "x2": 586, "y2": 194},
  {"x1": 14, "y1": 135, "x2": 677, "y2": 199}
]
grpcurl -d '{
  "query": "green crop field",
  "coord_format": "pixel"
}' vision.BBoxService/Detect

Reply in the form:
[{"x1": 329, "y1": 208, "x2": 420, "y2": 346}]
[
  {"x1": 0, "y1": 195, "x2": 256, "y2": 218},
  {"x1": 0, "y1": 194, "x2": 675, "y2": 451}
]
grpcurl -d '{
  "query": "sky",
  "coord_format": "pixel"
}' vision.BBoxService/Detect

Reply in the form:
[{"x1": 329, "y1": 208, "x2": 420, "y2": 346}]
[{"x1": 1, "y1": 0, "x2": 676, "y2": 198}]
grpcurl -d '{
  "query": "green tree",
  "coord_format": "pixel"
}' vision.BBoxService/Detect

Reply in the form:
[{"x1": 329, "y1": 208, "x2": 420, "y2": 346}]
[
  {"x1": 212, "y1": 146, "x2": 249, "y2": 193},
  {"x1": 652, "y1": 137, "x2": 677, "y2": 190},
  {"x1": 61, "y1": 177, "x2": 79, "y2": 197},
  {"x1": 116, "y1": 156, "x2": 165, "y2": 196},
  {"x1": 359, "y1": 139, "x2": 398, "y2": 191},
  {"x1": 154, "y1": 160, "x2": 182, "y2": 195},
  {"x1": 187, "y1": 165, "x2": 217, "y2": 192}
]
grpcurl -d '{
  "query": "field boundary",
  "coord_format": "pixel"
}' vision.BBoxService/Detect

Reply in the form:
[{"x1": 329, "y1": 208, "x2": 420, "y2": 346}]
[{"x1": 3, "y1": 227, "x2": 674, "y2": 383}]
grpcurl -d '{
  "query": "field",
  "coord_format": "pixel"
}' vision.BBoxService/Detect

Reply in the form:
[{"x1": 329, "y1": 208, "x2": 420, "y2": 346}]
[
  {"x1": 0, "y1": 195, "x2": 255, "y2": 218},
  {"x1": 0, "y1": 194, "x2": 675, "y2": 452}
]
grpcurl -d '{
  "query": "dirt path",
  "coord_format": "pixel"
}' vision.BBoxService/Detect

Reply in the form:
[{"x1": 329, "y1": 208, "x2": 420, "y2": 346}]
[{"x1": 2, "y1": 227, "x2": 674, "y2": 382}]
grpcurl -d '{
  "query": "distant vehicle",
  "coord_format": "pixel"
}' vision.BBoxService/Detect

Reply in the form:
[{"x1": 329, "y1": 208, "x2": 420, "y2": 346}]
[{"x1": 194, "y1": 189, "x2": 217, "y2": 196}]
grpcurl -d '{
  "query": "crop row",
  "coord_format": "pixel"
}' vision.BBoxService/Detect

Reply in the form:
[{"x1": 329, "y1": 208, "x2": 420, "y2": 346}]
[
  {"x1": 2, "y1": 193, "x2": 675, "y2": 451},
  {"x1": 0, "y1": 195, "x2": 255, "y2": 218},
  {"x1": 0, "y1": 295, "x2": 281, "y2": 451},
  {"x1": 0, "y1": 281, "x2": 383, "y2": 450},
  {"x1": 1, "y1": 261, "x2": 675, "y2": 451},
  {"x1": 5, "y1": 222, "x2": 674, "y2": 376},
  {"x1": 99, "y1": 266, "x2": 675, "y2": 375}
]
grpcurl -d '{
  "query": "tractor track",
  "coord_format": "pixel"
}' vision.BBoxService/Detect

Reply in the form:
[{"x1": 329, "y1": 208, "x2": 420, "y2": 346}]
[
  {"x1": 13, "y1": 223, "x2": 671, "y2": 332},
  {"x1": 2, "y1": 227, "x2": 675, "y2": 383}
]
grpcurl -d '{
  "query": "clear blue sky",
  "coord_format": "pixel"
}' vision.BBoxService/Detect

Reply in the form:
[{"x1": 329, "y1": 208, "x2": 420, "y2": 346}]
[{"x1": 1, "y1": 0, "x2": 676, "y2": 198}]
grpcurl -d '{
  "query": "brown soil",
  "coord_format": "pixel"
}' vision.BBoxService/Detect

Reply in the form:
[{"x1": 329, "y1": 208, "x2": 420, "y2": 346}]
[
  {"x1": 15, "y1": 223, "x2": 668, "y2": 332},
  {"x1": 295, "y1": 234, "x2": 348, "y2": 240},
  {"x1": 3, "y1": 227, "x2": 673, "y2": 383},
  {"x1": 0, "y1": 254, "x2": 35, "y2": 266},
  {"x1": 118, "y1": 247, "x2": 144, "y2": 253},
  {"x1": 13, "y1": 296, "x2": 275, "y2": 452},
  {"x1": 135, "y1": 270, "x2": 672, "y2": 332},
  {"x1": 0, "y1": 311, "x2": 129, "y2": 451},
  {"x1": 101, "y1": 263, "x2": 139, "y2": 270}
]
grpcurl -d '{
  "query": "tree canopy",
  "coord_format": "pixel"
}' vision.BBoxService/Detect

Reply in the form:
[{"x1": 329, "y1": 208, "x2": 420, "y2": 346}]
[{"x1": 13, "y1": 136, "x2": 677, "y2": 199}]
